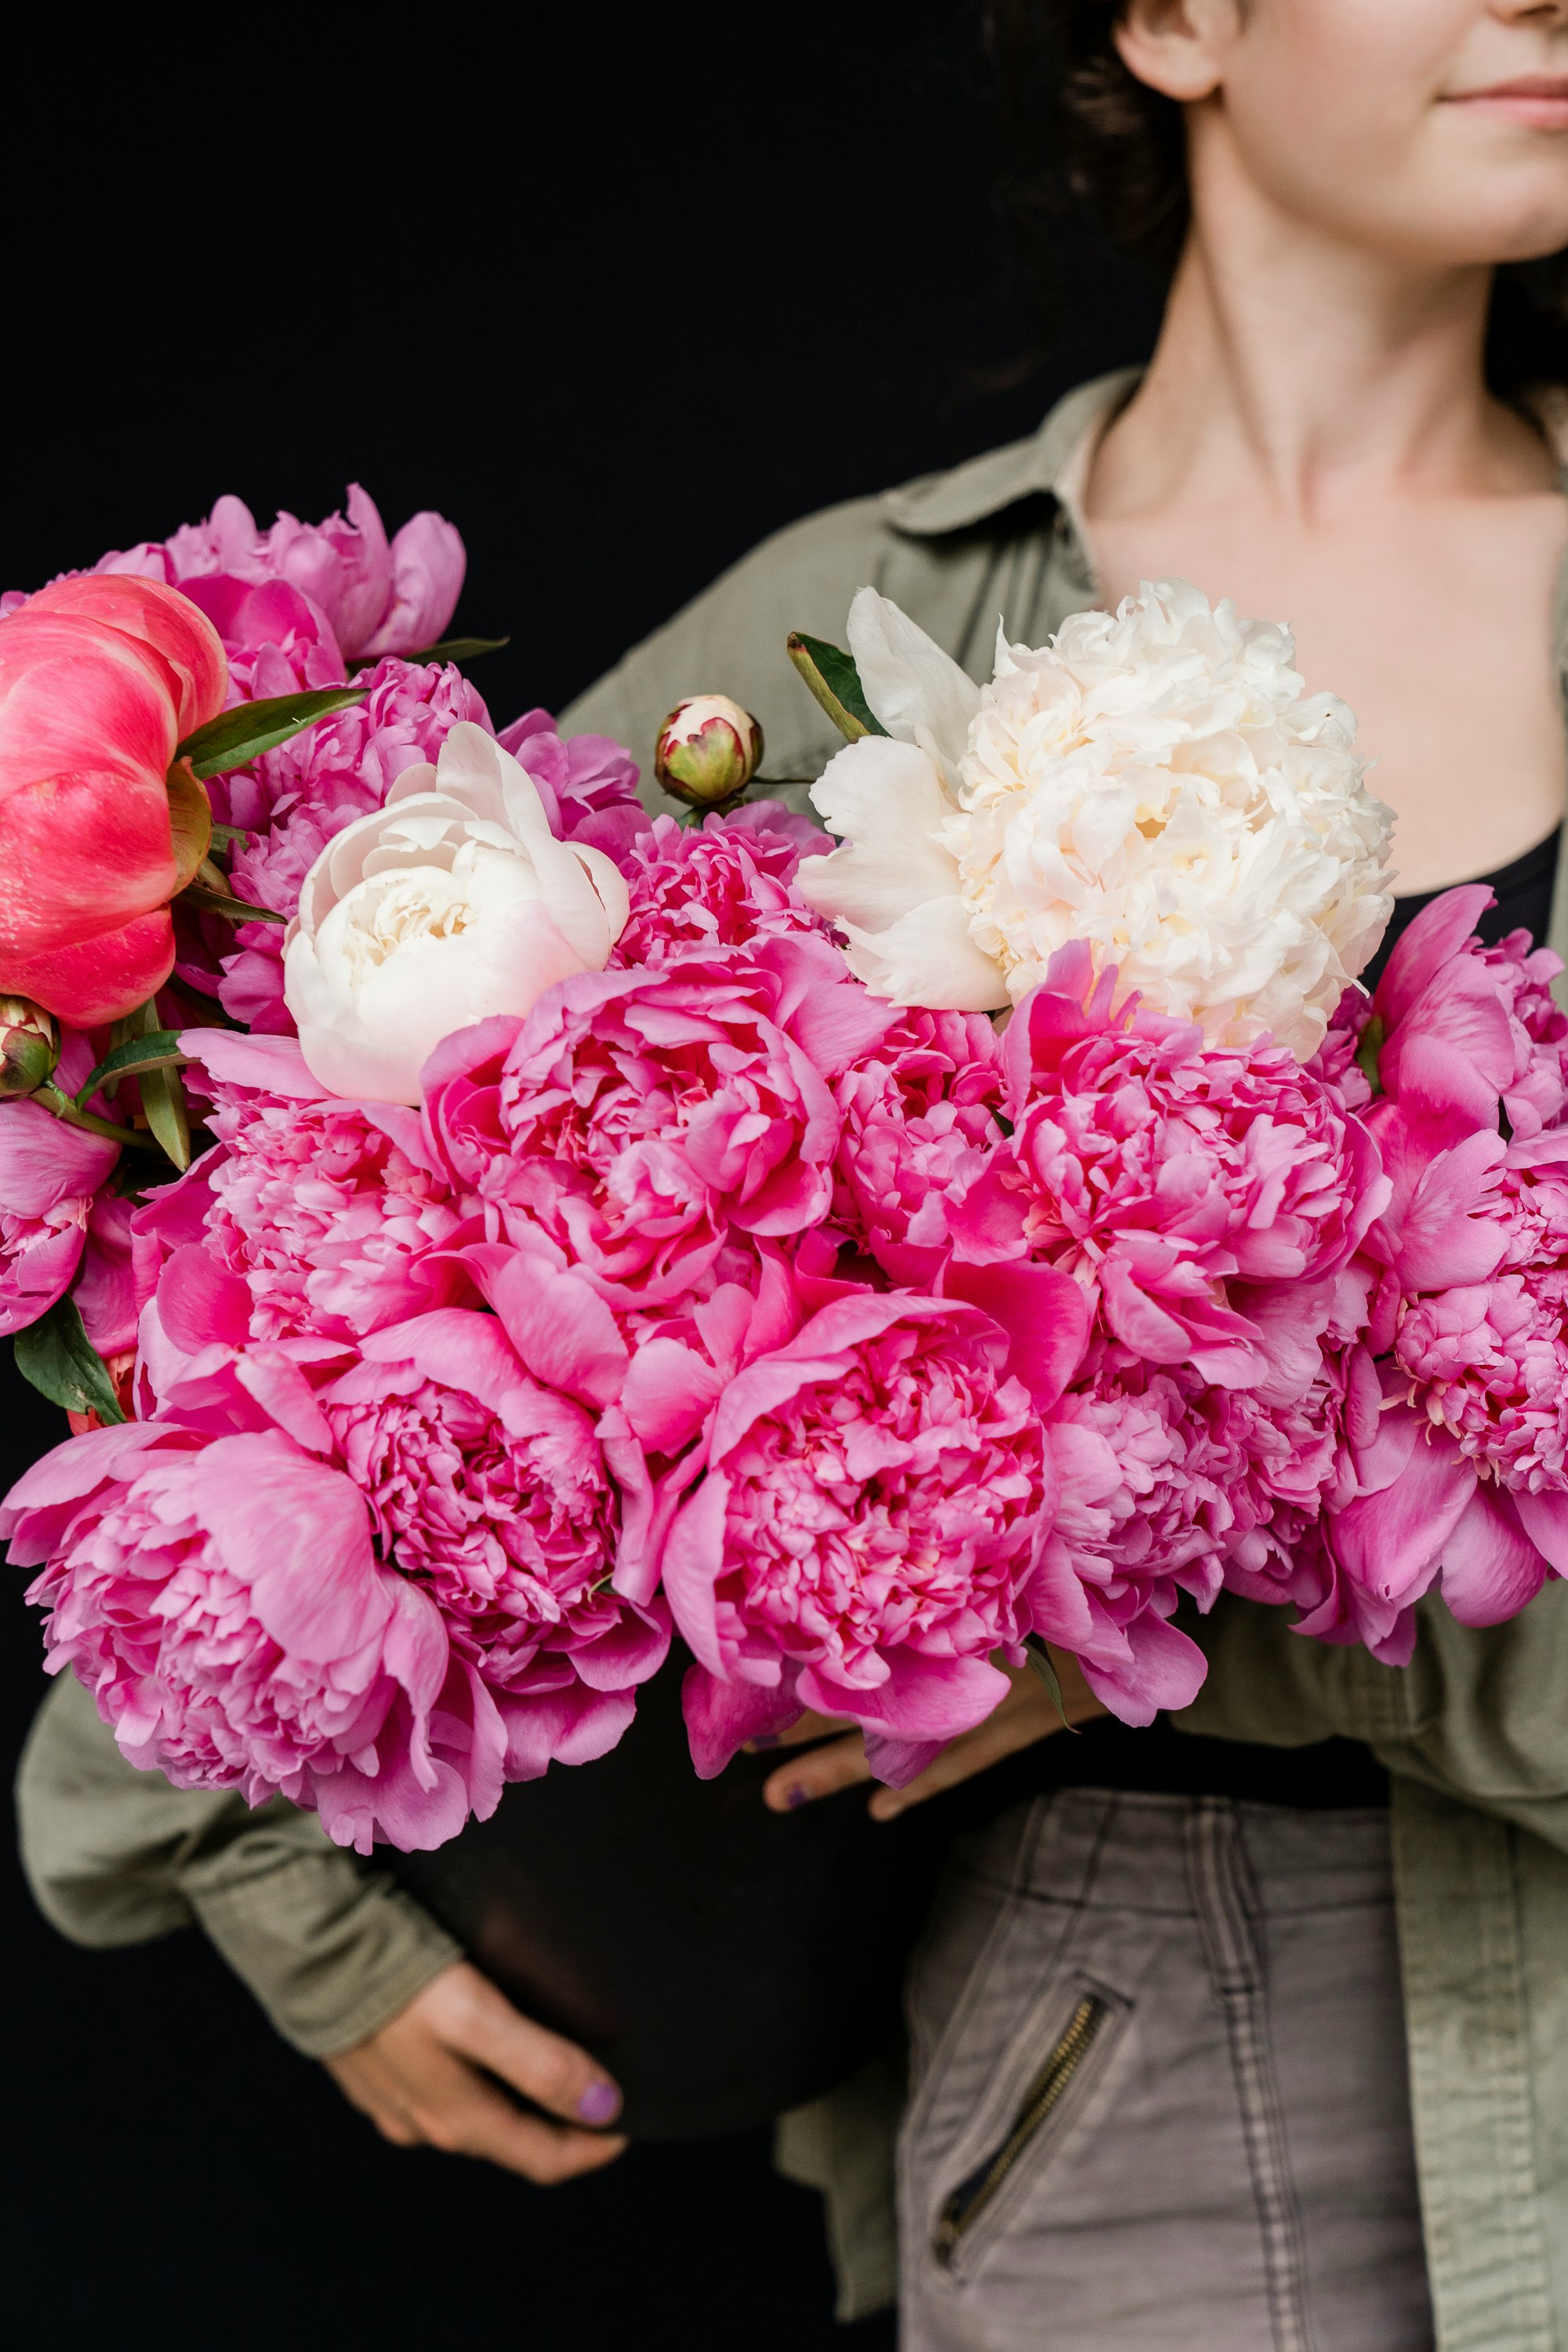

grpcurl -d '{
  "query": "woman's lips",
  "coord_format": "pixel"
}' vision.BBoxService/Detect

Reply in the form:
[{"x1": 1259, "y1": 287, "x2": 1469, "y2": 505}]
[{"x1": 1445, "y1": 77, "x2": 1568, "y2": 131}]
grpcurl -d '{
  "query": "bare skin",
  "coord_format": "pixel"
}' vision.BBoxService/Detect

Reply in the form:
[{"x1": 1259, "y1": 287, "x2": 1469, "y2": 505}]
[
  {"x1": 323, "y1": 1959, "x2": 627, "y2": 2185},
  {"x1": 325, "y1": 0, "x2": 1568, "y2": 2175}
]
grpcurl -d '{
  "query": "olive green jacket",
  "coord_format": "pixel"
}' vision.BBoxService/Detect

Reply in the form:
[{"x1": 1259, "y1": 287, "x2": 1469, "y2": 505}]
[{"x1": 18, "y1": 372, "x2": 1568, "y2": 2351}]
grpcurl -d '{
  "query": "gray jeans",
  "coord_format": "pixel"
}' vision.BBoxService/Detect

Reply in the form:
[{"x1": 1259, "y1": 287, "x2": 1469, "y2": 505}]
[{"x1": 899, "y1": 1790, "x2": 1434, "y2": 2351}]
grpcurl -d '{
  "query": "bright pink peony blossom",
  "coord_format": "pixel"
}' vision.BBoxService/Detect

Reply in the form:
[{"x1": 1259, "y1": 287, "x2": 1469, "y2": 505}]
[
  {"x1": 15, "y1": 486, "x2": 466, "y2": 666},
  {"x1": 0, "y1": 576, "x2": 227, "y2": 1022},
  {"x1": 1, "y1": 1419, "x2": 505, "y2": 1852},
  {"x1": 612, "y1": 807, "x2": 831, "y2": 968},
  {"x1": 423, "y1": 935, "x2": 895, "y2": 1312},
  {"x1": 499, "y1": 709, "x2": 649, "y2": 866},
  {"x1": 0, "y1": 1029, "x2": 122, "y2": 1335},
  {"x1": 156, "y1": 1030, "x2": 476, "y2": 1345},
  {"x1": 322, "y1": 1288, "x2": 668, "y2": 1777},
  {"x1": 627, "y1": 1265, "x2": 1084, "y2": 1780},
  {"x1": 829, "y1": 1007, "x2": 1004, "y2": 1286},
  {"x1": 216, "y1": 657, "x2": 491, "y2": 1030},
  {"x1": 951, "y1": 943, "x2": 1386, "y2": 1386},
  {"x1": 176, "y1": 575, "x2": 348, "y2": 706}
]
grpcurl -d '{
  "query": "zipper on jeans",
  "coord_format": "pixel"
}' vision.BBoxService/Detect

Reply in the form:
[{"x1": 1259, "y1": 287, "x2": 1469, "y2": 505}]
[{"x1": 932, "y1": 1994, "x2": 1109, "y2": 2267}]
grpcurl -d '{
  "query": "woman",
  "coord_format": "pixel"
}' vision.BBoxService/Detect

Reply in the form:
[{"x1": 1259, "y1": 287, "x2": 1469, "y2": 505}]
[{"x1": 18, "y1": 2, "x2": 1568, "y2": 2345}]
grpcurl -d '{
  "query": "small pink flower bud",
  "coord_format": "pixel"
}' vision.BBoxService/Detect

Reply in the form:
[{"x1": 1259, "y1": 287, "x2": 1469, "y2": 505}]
[
  {"x1": 0, "y1": 996, "x2": 59, "y2": 1098},
  {"x1": 654, "y1": 695, "x2": 764, "y2": 811}
]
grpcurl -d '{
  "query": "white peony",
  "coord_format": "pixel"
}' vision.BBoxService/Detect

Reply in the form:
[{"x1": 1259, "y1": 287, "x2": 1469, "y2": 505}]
[
  {"x1": 797, "y1": 579, "x2": 1395, "y2": 1058},
  {"x1": 284, "y1": 720, "x2": 630, "y2": 1104}
]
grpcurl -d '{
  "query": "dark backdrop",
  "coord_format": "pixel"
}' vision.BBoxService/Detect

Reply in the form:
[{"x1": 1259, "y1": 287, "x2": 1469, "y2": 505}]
[{"x1": 1, "y1": 7, "x2": 1156, "y2": 2346}]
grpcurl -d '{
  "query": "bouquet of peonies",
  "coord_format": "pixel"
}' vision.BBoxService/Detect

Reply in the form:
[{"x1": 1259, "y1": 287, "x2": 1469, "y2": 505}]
[{"x1": 2, "y1": 517, "x2": 1560, "y2": 1855}]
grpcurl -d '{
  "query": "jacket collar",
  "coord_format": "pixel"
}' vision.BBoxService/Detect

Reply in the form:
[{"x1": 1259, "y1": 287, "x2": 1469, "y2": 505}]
[{"x1": 880, "y1": 368, "x2": 1142, "y2": 540}]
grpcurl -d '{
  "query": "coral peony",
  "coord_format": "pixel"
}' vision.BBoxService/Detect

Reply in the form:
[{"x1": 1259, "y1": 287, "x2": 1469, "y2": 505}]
[
  {"x1": 0, "y1": 576, "x2": 227, "y2": 1023},
  {"x1": 423, "y1": 933, "x2": 895, "y2": 1312},
  {"x1": 1, "y1": 1419, "x2": 505, "y2": 1852},
  {"x1": 800, "y1": 582, "x2": 1393, "y2": 1057},
  {"x1": 284, "y1": 724, "x2": 630, "y2": 1104}
]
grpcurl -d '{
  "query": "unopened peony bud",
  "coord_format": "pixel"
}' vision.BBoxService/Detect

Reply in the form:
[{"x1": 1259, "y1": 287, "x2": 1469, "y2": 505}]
[
  {"x1": 0, "y1": 996, "x2": 60, "y2": 1098},
  {"x1": 654, "y1": 695, "x2": 764, "y2": 810}
]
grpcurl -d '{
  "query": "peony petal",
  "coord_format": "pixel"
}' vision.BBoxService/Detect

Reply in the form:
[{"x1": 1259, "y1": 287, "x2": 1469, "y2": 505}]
[{"x1": 845, "y1": 586, "x2": 982, "y2": 785}]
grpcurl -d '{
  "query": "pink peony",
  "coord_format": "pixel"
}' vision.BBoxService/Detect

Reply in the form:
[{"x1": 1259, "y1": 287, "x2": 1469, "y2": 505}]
[
  {"x1": 176, "y1": 575, "x2": 348, "y2": 707},
  {"x1": 151, "y1": 1031, "x2": 475, "y2": 1345},
  {"x1": 951, "y1": 943, "x2": 1385, "y2": 1386},
  {"x1": 829, "y1": 1007, "x2": 1004, "y2": 1286},
  {"x1": 499, "y1": 708, "x2": 649, "y2": 866},
  {"x1": 322, "y1": 1286, "x2": 668, "y2": 1777},
  {"x1": 627, "y1": 1265, "x2": 1084, "y2": 1781},
  {"x1": 0, "y1": 1031, "x2": 132, "y2": 1338},
  {"x1": 612, "y1": 807, "x2": 831, "y2": 968},
  {"x1": 1, "y1": 1419, "x2": 505, "y2": 1852},
  {"x1": 423, "y1": 935, "x2": 895, "y2": 1312}
]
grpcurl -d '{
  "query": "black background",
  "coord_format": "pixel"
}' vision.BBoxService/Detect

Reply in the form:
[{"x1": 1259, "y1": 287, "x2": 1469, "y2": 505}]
[{"x1": 1, "y1": 7, "x2": 1155, "y2": 2346}]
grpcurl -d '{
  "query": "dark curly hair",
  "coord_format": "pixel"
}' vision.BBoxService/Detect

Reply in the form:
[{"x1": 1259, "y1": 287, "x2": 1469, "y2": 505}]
[{"x1": 979, "y1": 0, "x2": 1568, "y2": 398}]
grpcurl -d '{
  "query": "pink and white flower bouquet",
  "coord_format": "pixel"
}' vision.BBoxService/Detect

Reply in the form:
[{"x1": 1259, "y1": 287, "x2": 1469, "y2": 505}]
[{"x1": 2, "y1": 510, "x2": 1559, "y2": 1857}]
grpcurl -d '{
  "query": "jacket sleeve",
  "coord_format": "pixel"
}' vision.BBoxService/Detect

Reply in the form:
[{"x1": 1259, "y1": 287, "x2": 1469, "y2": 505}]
[
  {"x1": 16, "y1": 1672, "x2": 459, "y2": 2059},
  {"x1": 1173, "y1": 1583, "x2": 1568, "y2": 1857}
]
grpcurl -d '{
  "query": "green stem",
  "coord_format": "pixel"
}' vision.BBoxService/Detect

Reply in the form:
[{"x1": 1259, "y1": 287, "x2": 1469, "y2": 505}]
[{"x1": 38, "y1": 1084, "x2": 165, "y2": 1152}]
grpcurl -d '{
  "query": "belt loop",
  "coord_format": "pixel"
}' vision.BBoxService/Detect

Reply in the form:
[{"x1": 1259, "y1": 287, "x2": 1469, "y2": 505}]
[{"x1": 1187, "y1": 1799, "x2": 1316, "y2": 2352}]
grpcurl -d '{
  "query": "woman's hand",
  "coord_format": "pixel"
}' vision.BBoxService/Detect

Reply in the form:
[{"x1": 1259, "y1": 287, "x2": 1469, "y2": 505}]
[
  {"x1": 758, "y1": 1646, "x2": 1109, "y2": 1820},
  {"x1": 323, "y1": 1958, "x2": 628, "y2": 2184}
]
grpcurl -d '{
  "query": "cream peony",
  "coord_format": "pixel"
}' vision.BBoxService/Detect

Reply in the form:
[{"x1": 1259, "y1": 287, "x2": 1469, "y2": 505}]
[
  {"x1": 283, "y1": 721, "x2": 630, "y2": 1104},
  {"x1": 797, "y1": 580, "x2": 1395, "y2": 1059}
]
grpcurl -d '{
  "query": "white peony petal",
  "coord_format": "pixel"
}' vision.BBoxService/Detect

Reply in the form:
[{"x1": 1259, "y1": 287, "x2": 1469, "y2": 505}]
[
  {"x1": 845, "y1": 588, "x2": 982, "y2": 786},
  {"x1": 803, "y1": 737, "x2": 968, "y2": 926},
  {"x1": 839, "y1": 899, "x2": 1011, "y2": 1012}
]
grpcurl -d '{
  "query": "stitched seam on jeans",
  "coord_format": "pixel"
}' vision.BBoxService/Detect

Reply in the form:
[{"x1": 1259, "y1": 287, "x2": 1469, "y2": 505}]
[{"x1": 1189, "y1": 1802, "x2": 1316, "y2": 2352}]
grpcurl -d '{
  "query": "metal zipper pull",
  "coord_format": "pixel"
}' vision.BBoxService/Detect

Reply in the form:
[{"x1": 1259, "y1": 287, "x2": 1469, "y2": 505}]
[{"x1": 932, "y1": 1994, "x2": 1109, "y2": 2267}]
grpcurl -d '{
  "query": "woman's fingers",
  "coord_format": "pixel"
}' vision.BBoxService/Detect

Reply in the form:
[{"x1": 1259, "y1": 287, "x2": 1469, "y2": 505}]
[
  {"x1": 321, "y1": 1961, "x2": 629, "y2": 2186},
  {"x1": 761, "y1": 1732, "x2": 873, "y2": 1811}
]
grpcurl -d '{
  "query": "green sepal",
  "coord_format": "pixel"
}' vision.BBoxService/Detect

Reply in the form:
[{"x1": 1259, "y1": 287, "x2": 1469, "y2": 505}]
[
  {"x1": 786, "y1": 632, "x2": 888, "y2": 742},
  {"x1": 178, "y1": 880, "x2": 287, "y2": 927},
  {"x1": 209, "y1": 823, "x2": 254, "y2": 853},
  {"x1": 139, "y1": 1061, "x2": 191, "y2": 1170},
  {"x1": 1354, "y1": 1013, "x2": 1386, "y2": 1101},
  {"x1": 15, "y1": 1296, "x2": 127, "y2": 1425},
  {"x1": 1024, "y1": 1635, "x2": 1078, "y2": 1733},
  {"x1": 402, "y1": 634, "x2": 510, "y2": 666},
  {"x1": 75, "y1": 1030, "x2": 190, "y2": 1110},
  {"x1": 177, "y1": 687, "x2": 368, "y2": 781}
]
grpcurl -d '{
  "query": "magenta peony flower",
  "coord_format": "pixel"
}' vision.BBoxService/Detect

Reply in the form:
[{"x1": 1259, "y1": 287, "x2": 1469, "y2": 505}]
[
  {"x1": 1, "y1": 1419, "x2": 505, "y2": 1852},
  {"x1": 158, "y1": 1031, "x2": 475, "y2": 1345},
  {"x1": 630, "y1": 1271, "x2": 1083, "y2": 1780},
  {"x1": 499, "y1": 708, "x2": 649, "y2": 866},
  {"x1": 612, "y1": 807, "x2": 831, "y2": 969},
  {"x1": 829, "y1": 1006, "x2": 1005, "y2": 1287},
  {"x1": 217, "y1": 657, "x2": 492, "y2": 1030},
  {"x1": 0, "y1": 1032, "x2": 126, "y2": 1337},
  {"x1": 176, "y1": 575, "x2": 349, "y2": 709},
  {"x1": 321, "y1": 1290, "x2": 669, "y2": 1778},
  {"x1": 422, "y1": 935, "x2": 895, "y2": 1312},
  {"x1": 950, "y1": 942, "x2": 1385, "y2": 1385}
]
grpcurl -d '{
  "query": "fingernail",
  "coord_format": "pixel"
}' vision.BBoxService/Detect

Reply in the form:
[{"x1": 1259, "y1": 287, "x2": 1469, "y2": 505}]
[
  {"x1": 785, "y1": 1781, "x2": 809, "y2": 1809},
  {"x1": 750, "y1": 1733, "x2": 781, "y2": 1750},
  {"x1": 577, "y1": 2080, "x2": 621, "y2": 2126}
]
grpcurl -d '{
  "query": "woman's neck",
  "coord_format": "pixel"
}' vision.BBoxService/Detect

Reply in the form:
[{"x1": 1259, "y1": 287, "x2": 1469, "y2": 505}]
[{"x1": 1090, "y1": 125, "x2": 1556, "y2": 525}]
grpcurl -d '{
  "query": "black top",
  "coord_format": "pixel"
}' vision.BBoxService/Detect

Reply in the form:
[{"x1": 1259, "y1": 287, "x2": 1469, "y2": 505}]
[{"x1": 1026, "y1": 826, "x2": 1562, "y2": 1810}]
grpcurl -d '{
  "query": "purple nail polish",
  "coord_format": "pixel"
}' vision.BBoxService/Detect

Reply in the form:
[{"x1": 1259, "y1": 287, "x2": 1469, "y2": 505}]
[
  {"x1": 785, "y1": 1782, "x2": 808, "y2": 1809},
  {"x1": 577, "y1": 2079, "x2": 620, "y2": 2126},
  {"x1": 751, "y1": 1732, "x2": 781, "y2": 1750}
]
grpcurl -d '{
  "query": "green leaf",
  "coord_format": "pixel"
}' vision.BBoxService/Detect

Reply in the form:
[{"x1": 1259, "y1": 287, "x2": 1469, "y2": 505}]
[
  {"x1": 401, "y1": 634, "x2": 510, "y2": 666},
  {"x1": 75, "y1": 1030, "x2": 190, "y2": 1109},
  {"x1": 209, "y1": 823, "x2": 254, "y2": 852},
  {"x1": 1024, "y1": 1635, "x2": 1078, "y2": 1733},
  {"x1": 177, "y1": 880, "x2": 287, "y2": 926},
  {"x1": 137, "y1": 1060, "x2": 191, "y2": 1171},
  {"x1": 15, "y1": 1296, "x2": 127, "y2": 1424},
  {"x1": 786, "y1": 632, "x2": 888, "y2": 742},
  {"x1": 177, "y1": 687, "x2": 368, "y2": 781},
  {"x1": 1354, "y1": 1011, "x2": 1385, "y2": 1101}
]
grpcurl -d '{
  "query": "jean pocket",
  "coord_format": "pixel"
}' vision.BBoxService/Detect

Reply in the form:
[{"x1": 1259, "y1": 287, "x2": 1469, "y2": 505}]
[{"x1": 927, "y1": 1974, "x2": 1132, "y2": 2280}]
